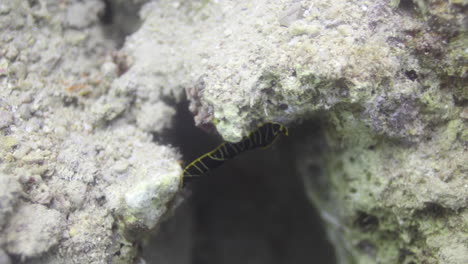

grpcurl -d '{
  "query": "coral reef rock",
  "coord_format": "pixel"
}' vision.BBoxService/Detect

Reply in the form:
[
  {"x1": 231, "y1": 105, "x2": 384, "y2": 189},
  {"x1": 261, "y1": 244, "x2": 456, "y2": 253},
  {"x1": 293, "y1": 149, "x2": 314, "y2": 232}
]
[
  {"x1": 130, "y1": 0, "x2": 466, "y2": 263},
  {"x1": 0, "y1": 0, "x2": 466, "y2": 263},
  {"x1": 0, "y1": 0, "x2": 181, "y2": 263}
]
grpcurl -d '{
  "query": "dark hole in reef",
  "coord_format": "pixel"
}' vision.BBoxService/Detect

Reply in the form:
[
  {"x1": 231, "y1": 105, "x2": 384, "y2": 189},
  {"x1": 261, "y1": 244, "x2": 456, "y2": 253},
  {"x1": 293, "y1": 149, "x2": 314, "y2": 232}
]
[
  {"x1": 96, "y1": 195, "x2": 107, "y2": 206},
  {"x1": 62, "y1": 96, "x2": 79, "y2": 108},
  {"x1": 354, "y1": 211, "x2": 379, "y2": 232},
  {"x1": 100, "y1": 0, "x2": 114, "y2": 24},
  {"x1": 279, "y1": 103, "x2": 289, "y2": 110},
  {"x1": 416, "y1": 202, "x2": 450, "y2": 218},
  {"x1": 27, "y1": 0, "x2": 38, "y2": 8},
  {"x1": 398, "y1": 0, "x2": 416, "y2": 13},
  {"x1": 142, "y1": 100, "x2": 336, "y2": 264},
  {"x1": 99, "y1": 0, "x2": 143, "y2": 48},
  {"x1": 404, "y1": 70, "x2": 418, "y2": 81}
]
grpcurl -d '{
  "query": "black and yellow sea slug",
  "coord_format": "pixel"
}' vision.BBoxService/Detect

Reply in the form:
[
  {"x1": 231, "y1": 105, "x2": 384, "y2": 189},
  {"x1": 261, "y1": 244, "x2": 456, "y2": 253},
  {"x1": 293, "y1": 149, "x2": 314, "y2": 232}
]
[{"x1": 182, "y1": 122, "x2": 288, "y2": 186}]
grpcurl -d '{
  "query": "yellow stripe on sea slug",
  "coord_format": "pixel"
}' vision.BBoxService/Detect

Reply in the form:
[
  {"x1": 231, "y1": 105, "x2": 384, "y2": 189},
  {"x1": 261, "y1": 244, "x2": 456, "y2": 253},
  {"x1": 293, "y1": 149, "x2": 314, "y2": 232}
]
[{"x1": 181, "y1": 122, "x2": 288, "y2": 187}]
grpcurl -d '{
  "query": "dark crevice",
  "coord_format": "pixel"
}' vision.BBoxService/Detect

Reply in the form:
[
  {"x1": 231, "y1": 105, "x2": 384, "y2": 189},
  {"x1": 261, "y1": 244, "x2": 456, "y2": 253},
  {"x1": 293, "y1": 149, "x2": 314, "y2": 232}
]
[
  {"x1": 404, "y1": 70, "x2": 418, "y2": 81},
  {"x1": 100, "y1": 0, "x2": 114, "y2": 25},
  {"x1": 143, "y1": 100, "x2": 336, "y2": 264},
  {"x1": 354, "y1": 211, "x2": 380, "y2": 232},
  {"x1": 99, "y1": 0, "x2": 143, "y2": 48},
  {"x1": 398, "y1": 0, "x2": 417, "y2": 14},
  {"x1": 414, "y1": 202, "x2": 457, "y2": 218},
  {"x1": 27, "y1": 0, "x2": 38, "y2": 8},
  {"x1": 158, "y1": 99, "x2": 221, "y2": 158}
]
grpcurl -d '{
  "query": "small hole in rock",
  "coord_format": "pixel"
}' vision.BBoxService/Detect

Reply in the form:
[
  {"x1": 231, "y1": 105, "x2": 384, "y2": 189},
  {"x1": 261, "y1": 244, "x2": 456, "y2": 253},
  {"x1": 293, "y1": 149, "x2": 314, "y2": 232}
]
[
  {"x1": 354, "y1": 211, "x2": 379, "y2": 232},
  {"x1": 100, "y1": 0, "x2": 114, "y2": 24},
  {"x1": 99, "y1": 0, "x2": 143, "y2": 48},
  {"x1": 405, "y1": 70, "x2": 418, "y2": 81},
  {"x1": 398, "y1": 0, "x2": 416, "y2": 13},
  {"x1": 279, "y1": 103, "x2": 289, "y2": 110}
]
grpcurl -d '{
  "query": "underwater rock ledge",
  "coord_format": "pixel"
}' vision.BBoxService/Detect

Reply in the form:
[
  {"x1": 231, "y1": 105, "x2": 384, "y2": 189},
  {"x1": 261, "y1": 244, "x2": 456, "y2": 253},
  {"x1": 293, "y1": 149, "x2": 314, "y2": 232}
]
[
  {"x1": 129, "y1": 0, "x2": 466, "y2": 263},
  {"x1": 0, "y1": 0, "x2": 466, "y2": 264}
]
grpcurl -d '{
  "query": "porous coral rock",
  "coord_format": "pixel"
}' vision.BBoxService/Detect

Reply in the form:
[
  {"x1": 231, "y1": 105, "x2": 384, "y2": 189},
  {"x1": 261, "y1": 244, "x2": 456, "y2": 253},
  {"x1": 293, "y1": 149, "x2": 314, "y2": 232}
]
[
  {"x1": 0, "y1": 172, "x2": 21, "y2": 228},
  {"x1": 0, "y1": 0, "x2": 182, "y2": 262},
  {"x1": 131, "y1": 0, "x2": 467, "y2": 263},
  {"x1": 1, "y1": 0, "x2": 466, "y2": 263},
  {"x1": 5, "y1": 204, "x2": 63, "y2": 257}
]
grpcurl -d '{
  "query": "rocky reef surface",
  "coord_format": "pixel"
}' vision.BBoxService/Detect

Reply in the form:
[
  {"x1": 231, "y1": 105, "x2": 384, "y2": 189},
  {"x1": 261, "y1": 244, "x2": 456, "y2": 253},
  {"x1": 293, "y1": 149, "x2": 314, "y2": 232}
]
[
  {"x1": 0, "y1": 0, "x2": 466, "y2": 264},
  {"x1": 0, "y1": 0, "x2": 181, "y2": 263}
]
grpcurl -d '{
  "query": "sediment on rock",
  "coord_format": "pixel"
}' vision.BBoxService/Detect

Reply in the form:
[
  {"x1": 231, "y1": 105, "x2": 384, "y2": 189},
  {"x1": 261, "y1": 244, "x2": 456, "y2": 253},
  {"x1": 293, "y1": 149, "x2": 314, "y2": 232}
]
[
  {"x1": 0, "y1": 0, "x2": 182, "y2": 263},
  {"x1": 1, "y1": 0, "x2": 466, "y2": 263},
  {"x1": 130, "y1": 0, "x2": 467, "y2": 264}
]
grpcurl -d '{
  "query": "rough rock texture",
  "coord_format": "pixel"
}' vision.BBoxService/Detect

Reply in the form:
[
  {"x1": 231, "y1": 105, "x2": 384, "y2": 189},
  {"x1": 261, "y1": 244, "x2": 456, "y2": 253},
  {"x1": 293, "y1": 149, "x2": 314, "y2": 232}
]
[
  {"x1": 127, "y1": 0, "x2": 466, "y2": 264},
  {"x1": 0, "y1": 0, "x2": 182, "y2": 263},
  {"x1": 5, "y1": 203, "x2": 63, "y2": 257},
  {"x1": 1, "y1": 0, "x2": 466, "y2": 263}
]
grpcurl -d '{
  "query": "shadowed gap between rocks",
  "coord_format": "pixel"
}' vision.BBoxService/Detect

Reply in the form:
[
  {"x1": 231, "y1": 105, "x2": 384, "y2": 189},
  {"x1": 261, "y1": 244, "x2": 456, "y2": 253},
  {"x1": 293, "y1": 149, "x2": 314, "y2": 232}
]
[
  {"x1": 99, "y1": 0, "x2": 143, "y2": 48},
  {"x1": 142, "y1": 100, "x2": 337, "y2": 264}
]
